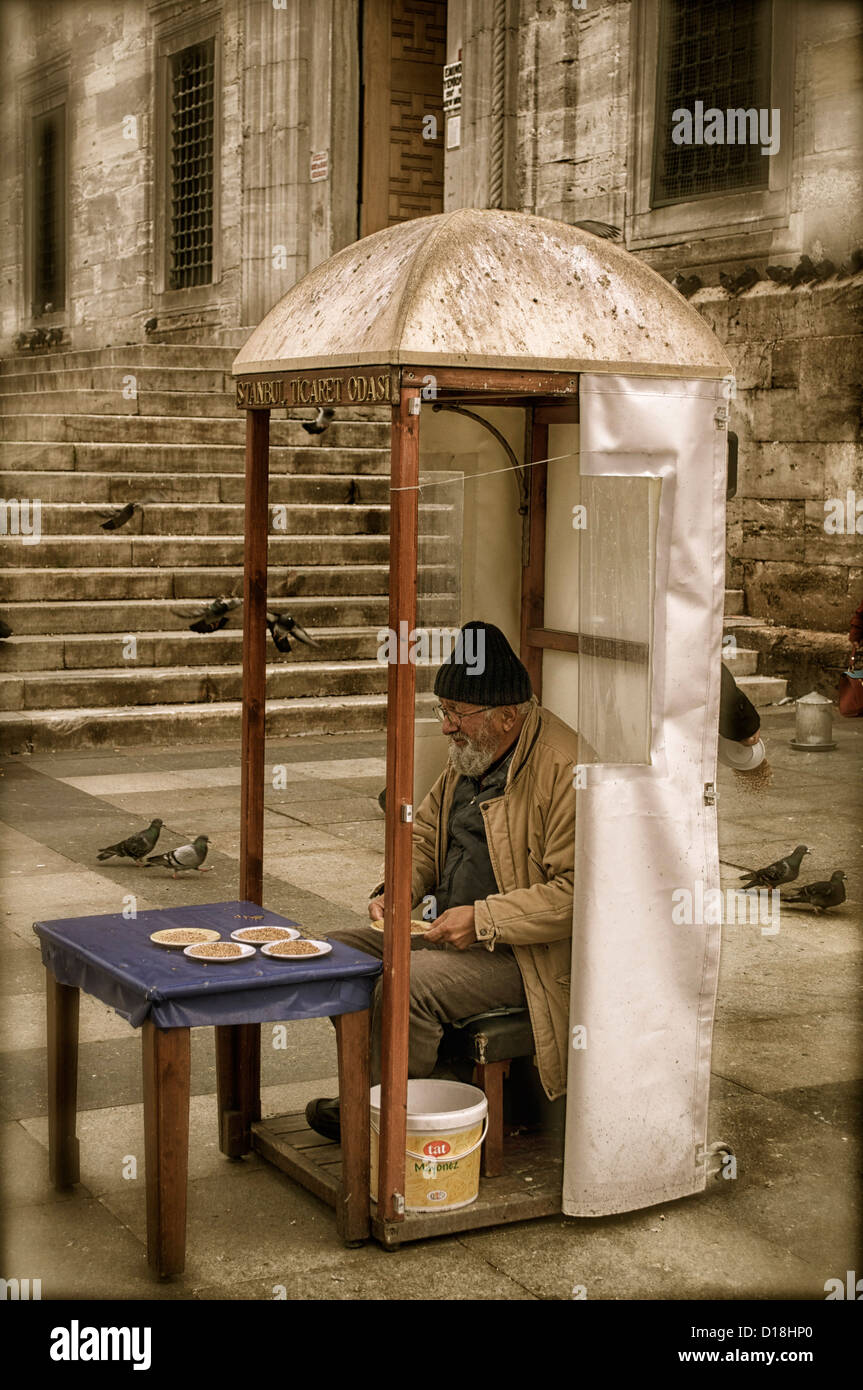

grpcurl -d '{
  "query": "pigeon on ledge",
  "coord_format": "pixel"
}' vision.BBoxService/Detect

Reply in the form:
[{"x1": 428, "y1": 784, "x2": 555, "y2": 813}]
[
  {"x1": 671, "y1": 272, "x2": 702, "y2": 299},
  {"x1": 302, "y1": 407, "x2": 334, "y2": 435},
  {"x1": 97, "y1": 818, "x2": 163, "y2": 866},
  {"x1": 145, "y1": 835, "x2": 211, "y2": 878},
  {"x1": 784, "y1": 870, "x2": 846, "y2": 913},
  {"x1": 739, "y1": 844, "x2": 809, "y2": 890}
]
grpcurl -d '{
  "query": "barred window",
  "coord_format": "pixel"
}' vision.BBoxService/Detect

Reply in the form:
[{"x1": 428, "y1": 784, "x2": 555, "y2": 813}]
[
  {"x1": 32, "y1": 105, "x2": 66, "y2": 315},
  {"x1": 168, "y1": 39, "x2": 215, "y2": 289},
  {"x1": 652, "y1": 0, "x2": 772, "y2": 207}
]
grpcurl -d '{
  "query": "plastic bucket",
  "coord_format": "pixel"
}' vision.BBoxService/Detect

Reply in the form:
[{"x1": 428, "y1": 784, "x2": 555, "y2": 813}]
[{"x1": 370, "y1": 1080, "x2": 488, "y2": 1212}]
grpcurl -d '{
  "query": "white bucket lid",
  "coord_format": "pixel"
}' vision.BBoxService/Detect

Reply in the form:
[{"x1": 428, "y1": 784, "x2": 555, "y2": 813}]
[{"x1": 370, "y1": 1079, "x2": 488, "y2": 1132}]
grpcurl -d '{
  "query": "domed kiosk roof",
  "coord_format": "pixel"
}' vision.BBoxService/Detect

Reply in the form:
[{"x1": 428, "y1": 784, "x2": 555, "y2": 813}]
[{"x1": 233, "y1": 208, "x2": 731, "y2": 380}]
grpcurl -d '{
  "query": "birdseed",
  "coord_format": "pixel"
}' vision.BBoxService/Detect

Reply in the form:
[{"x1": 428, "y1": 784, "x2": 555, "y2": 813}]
[
  {"x1": 158, "y1": 929, "x2": 215, "y2": 944},
  {"x1": 266, "y1": 940, "x2": 321, "y2": 956},
  {"x1": 191, "y1": 943, "x2": 245, "y2": 958},
  {"x1": 235, "y1": 927, "x2": 296, "y2": 942},
  {"x1": 733, "y1": 757, "x2": 773, "y2": 796}
]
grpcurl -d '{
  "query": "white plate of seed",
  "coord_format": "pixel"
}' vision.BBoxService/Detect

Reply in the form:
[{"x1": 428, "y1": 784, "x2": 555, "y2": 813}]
[
  {"x1": 261, "y1": 939, "x2": 332, "y2": 959},
  {"x1": 230, "y1": 925, "x2": 301, "y2": 944},
  {"x1": 184, "y1": 941, "x2": 256, "y2": 962},
  {"x1": 150, "y1": 928, "x2": 221, "y2": 949}
]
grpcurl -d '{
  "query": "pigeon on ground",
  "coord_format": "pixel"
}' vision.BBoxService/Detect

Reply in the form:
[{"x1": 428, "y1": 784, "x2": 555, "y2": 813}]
[
  {"x1": 97, "y1": 818, "x2": 163, "y2": 866},
  {"x1": 97, "y1": 498, "x2": 156, "y2": 531},
  {"x1": 145, "y1": 835, "x2": 211, "y2": 878},
  {"x1": 572, "y1": 220, "x2": 622, "y2": 241},
  {"x1": 266, "y1": 611, "x2": 320, "y2": 654},
  {"x1": 784, "y1": 870, "x2": 846, "y2": 913},
  {"x1": 790, "y1": 255, "x2": 817, "y2": 287},
  {"x1": 739, "y1": 844, "x2": 809, "y2": 890},
  {"x1": 0, "y1": 617, "x2": 12, "y2": 640},
  {"x1": 766, "y1": 265, "x2": 793, "y2": 284},
  {"x1": 170, "y1": 595, "x2": 243, "y2": 633},
  {"x1": 671, "y1": 272, "x2": 702, "y2": 299},
  {"x1": 730, "y1": 266, "x2": 761, "y2": 295},
  {"x1": 302, "y1": 407, "x2": 334, "y2": 435}
]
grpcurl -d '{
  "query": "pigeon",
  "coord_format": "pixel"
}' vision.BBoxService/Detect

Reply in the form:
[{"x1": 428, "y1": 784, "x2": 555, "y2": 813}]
[
  {"x1": 46, "y1": 327, "x2": 63, "y2": 346},
  {"x1": 572, "y1": 220, "x2": 622, "y2": 241},
  {"x1": 718, "y1": 270, "x2": 736, "y2": 293},
  {"x1": 302, "y1": 407, "x2": 334, "y2": 435},
  {"x1": 850, "y1": 249, "x2": 863, "y2": 274},
  {"x1": 766, "y1": 264, "x2": 793, "y2": 284},
  {"x1": 13, "y1": 332, "x2": 28, "y2": 352},
  {"x1": 145, "y1": 835, "x2": 211, "y2": 878},
  {"x1": 729, "y1": 266, "x2": 760, "y2": 295},
  {"x1": 790, "y1": 255, "x2": 817, "y2": 287},
  {"x1": 144, "y1": 317, "x2": 158, "y2": 334},
  {"x1": 812, "y1": 258, "x2": 836, "y2": 282},
  {"x1": 97, "y1": 818, "x2": 163, "y2": 866},
  {"x1": 739, "y1": 844, "x2": 809, "y2": 890},
  {"x1": 0, "y1": 616, "x2": 12, "y2": 640},
  {"x1": 784, "y1": 870, "x2": 847, "y2": 913},
  {"x1": 30, "y1": 328, "x2": 47, "y2": 348},
  {"x1": 377, "y1": 788, "x2": 387, "y2": 814},
  {"x1": 671, "y1": 272, "x2": 702, "y2": 299},
  {"x1": 170, "y1": 595, "x2": 242, "y2": 634},
  {"x1": 266, "y1": 611, "x2": 320, "y2": 654},
  {"x1": 97, "y1": 498, "x2": 157, "y2": 531}
]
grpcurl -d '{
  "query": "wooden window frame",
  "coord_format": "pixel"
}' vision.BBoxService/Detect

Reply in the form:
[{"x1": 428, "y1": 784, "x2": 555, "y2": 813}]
[
  {"x1": 627, "y1": 0, "x2": 795, "y2": 250},
  {"x1": 153, "y1": 7, "x2": 222, "y2": 305}
]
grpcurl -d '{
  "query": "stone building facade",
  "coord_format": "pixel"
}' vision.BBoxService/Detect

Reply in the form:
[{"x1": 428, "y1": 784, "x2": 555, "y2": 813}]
[{"x1": 2, "y1": 0, "x2": 861, "y2": 647}]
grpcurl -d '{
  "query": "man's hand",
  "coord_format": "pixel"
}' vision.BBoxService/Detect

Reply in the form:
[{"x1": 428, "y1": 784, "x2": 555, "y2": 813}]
[
  {"x1": 739, "y1": 732, "x2": 761, "y2": 746},
  {"x1": 424, "y1": 905, "x2": 477, "y2": 951},
  {"x1": 368, "y1": 895, "x2": 385, "y2": 922}
]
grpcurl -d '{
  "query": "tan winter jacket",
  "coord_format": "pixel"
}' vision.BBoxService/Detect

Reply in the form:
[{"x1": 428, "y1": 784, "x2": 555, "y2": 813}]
[{"x1": 409, "y1": 699, "x2": 579, "y2": 1100}]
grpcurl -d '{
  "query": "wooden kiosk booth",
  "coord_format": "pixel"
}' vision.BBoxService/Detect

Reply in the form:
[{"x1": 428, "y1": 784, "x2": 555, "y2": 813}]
[{"x1": 229, "y1": 209, "x2": 734, "y2": 1248}]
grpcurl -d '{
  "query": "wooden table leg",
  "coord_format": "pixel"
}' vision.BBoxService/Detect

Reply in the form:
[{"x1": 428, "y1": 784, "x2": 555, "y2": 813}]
[
  {"x1": 142, "y1": 1022, "x2": 190, "y2": 1278},
  {"x1": 334, "y1": 1009, "x2": 371, "y2": 1245},
  {"x1": 215, "y1": 1023, "x2": 261, "y2": 1157},
  {"x1": 474, "y1": 1060, "x2": 509, "y2": 1178},
  {"x1": 46, "y1": 971, "x2": 80, "y2": 1190}
]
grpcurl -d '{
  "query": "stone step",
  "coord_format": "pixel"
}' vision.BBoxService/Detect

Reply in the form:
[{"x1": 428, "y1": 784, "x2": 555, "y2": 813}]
[
  {"x1": 0, "y1": 692, "x2": 390, "y2": 754},
  {"x1": 1, "y1": 533, "x2": 455, "y2": 568},
  {"x1": 721, "y1": 646, "x2": 759, "y2": 677},
  {"x1": 0, "y1": 365, "x2": 233, "y2": 395},
  {"x1": 0, "y1": 658, "x2": 400, "y2": 712},
  {"x1": 734, "y1": 674, "x2": 788, "y2": 706},
  {"x1": 13, "y1": 500, "x2": 455, "y2": 538},
  {"x1": 0, "y1": 414, "x2": 391, "y2": 447},
  {"x1": 0, "y1": 563, "x2": 454, "y2": 604},
  {"x1": 0, "y1": 441, "x2": 391, "y2": 475},
  {"x1": 0, "y1": 627, "x2": 385, "y2": 673},
  {"x1": 0, "y1": 345, "x2": 241, "y2": 373},
  {"x1": 0, "y1": 470, "x2": 392, "y2": 505},
  {"x1": 724, "y1": 588, "x2": 745, "y2": 616}
]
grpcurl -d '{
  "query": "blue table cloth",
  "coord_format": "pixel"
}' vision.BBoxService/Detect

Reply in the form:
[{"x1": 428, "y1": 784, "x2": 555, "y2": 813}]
[{"x1": 34, "y1": 900, "x2": 382, "y2": 1029}]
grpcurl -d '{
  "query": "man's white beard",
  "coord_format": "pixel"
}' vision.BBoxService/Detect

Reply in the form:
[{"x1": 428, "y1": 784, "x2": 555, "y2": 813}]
[{"x1": 446, "y1": 723, "x2": 499, "y2": 779}]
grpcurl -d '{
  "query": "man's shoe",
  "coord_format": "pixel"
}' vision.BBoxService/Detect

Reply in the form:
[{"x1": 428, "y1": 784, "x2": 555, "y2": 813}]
[{"x1": 305, "y1": 1097, "x2": 341, "y2": 1142}]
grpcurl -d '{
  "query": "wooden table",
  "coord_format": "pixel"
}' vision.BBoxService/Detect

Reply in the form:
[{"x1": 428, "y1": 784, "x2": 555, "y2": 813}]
[{"x1": 35, "y1": 901, "x2": 382, "y2": 1277}]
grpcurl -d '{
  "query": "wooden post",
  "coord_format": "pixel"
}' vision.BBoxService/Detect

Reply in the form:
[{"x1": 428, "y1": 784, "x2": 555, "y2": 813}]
[
  {"x1": 520, "y1": 410, "x2": 548, "y2": 699},
  {"x1": 377, "y1": 382, "x2": 420, "y2": 1222},
  {"x1": 334, "y1": 1009, "x2": 372, "y2": 1244},
  {"x1": 216, "y1": 405, "x2": 269, "y2": 1157},
  {"x1": 46, "y1": 972, "x2": 80, "y2": 1189},
  {"x1": 142, "y1": 1022, "x2": 191, "y2": 1278}
]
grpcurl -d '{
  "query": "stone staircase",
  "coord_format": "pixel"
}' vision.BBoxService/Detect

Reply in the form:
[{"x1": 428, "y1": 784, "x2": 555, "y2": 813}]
[
  {"x1": 0, "y1": 343, "x2": 456, "y2": 753},
  {"x1": 723, "y1": 587, "x2": 787, "y2": 705}
]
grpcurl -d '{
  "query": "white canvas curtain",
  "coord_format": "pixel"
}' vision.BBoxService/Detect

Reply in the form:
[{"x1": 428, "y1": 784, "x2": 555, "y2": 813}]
[{"x1": 563, "y1": 372, "x2": 729, "y2": 1216}]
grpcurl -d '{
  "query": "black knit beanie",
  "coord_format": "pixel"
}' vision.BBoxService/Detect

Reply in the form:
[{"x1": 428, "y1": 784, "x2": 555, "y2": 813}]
[{"x1": 434, "y1": 621, "x2": 533, "y2": 706}]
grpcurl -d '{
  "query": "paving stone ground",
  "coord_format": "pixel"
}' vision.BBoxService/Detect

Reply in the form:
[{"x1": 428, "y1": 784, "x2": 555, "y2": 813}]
[{"x1": 0, "y1": 707, "x2": 860, "y2": 1302}]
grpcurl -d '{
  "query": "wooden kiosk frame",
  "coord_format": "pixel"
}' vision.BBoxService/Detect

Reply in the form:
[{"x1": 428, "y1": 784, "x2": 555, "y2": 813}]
[{"x1": 229, "y1": 361, "x2": 584, "y2": 1248}]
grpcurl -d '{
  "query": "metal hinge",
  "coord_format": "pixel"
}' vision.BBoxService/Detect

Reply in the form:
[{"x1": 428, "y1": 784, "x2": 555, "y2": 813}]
[
  {"x1": 400, "y1": 803, "x2": 413, "y2": 822},
  {"x1": 408, "y1": 397, "x2": 421, "y2": 415},
  {"x1": 393, "y1": 1192, "x2": 405, "y2": 1215},
  {"x1": 714, "y1": 405, "x2": 729, "y2": 429},
  {"x1": 704, "y1": 782, "x2": 718, "y2": 805}
]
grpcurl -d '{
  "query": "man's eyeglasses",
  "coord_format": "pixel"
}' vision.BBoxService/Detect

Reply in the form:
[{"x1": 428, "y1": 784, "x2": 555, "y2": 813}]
[{"x1": 432, "y1": 703, "x2": 496, "y2": 729}]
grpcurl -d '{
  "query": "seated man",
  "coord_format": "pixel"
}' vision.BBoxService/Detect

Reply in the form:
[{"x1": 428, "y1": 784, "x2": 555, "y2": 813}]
[{"x1": 306, "y1": 620, "x2": 580, "y2": 1141}]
